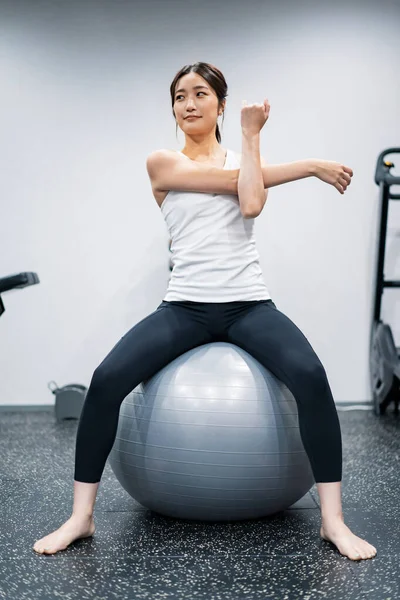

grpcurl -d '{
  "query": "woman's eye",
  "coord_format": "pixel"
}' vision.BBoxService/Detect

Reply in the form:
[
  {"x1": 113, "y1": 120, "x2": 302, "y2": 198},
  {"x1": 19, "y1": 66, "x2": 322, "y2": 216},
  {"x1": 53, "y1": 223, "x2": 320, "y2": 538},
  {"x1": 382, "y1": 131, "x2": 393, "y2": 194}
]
[{"x1": 176, "y1": 92, "x2": 205, "y2": 100}]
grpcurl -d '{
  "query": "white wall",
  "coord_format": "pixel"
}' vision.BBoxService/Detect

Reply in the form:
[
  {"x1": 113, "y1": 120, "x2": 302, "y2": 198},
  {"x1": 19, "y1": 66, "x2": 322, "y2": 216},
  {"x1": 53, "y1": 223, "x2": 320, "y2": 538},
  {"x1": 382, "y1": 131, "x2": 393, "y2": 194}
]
[{"x1": 1, "y1": 0, "x2": 399, "y2": 406}]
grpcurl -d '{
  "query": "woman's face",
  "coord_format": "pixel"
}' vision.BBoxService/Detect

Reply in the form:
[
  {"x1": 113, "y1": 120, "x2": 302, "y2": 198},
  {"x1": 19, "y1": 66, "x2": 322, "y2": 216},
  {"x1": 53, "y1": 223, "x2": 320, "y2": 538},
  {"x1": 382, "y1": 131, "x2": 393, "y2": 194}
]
[{"x1": 173, "y1": 72, "x2": 223, "y2": 135}]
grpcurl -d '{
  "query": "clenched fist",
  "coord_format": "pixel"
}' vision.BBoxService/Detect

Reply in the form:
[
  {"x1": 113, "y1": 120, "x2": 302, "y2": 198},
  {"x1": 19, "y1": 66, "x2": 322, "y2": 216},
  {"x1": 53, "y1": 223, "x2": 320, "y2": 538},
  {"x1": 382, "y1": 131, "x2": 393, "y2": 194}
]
[
  {"x1": 241, "y1": 99, "x2": 270, "y2": 136},
  {"x1": 314, "y1": 160, "x2": 354, "y2": 194}
]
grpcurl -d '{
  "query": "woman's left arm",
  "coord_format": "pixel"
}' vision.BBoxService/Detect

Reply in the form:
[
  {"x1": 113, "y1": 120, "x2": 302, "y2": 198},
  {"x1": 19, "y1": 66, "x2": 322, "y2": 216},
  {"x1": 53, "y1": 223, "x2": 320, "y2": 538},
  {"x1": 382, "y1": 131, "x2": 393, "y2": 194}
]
[
  {"x1": 239, "y1": 150, "x2": 354, "y2": 221},
  {"x1": 260, "y1": 160, "x2": 353, "y2": 197}
]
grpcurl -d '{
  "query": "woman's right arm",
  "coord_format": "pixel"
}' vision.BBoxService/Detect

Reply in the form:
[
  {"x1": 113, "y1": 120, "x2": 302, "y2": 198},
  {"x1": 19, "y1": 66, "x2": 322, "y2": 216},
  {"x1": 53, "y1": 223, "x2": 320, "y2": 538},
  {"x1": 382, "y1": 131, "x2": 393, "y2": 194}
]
[{"x1": 146, "y1": 150, "x2": 239, "y2": 196}]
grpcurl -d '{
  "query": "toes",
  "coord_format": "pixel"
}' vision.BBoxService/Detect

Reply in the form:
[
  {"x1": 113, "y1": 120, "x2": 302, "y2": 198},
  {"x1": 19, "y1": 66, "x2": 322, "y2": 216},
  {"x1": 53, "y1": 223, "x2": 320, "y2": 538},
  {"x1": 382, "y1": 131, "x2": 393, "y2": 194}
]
[
  {"x1": 357, "y1": 541, "x2": 377, "y2": 560},
  {"x1": 354, "y1": 546, "x2": 376, "y2": 560},
  {"x1": 33, "y1": 543, "x2": 49, "y2": 555},
  {"x1": 353, "y1": 548, "x2": 365, "y2": 560},
  {"x1": 364, "y1": 545, "x2": 377, "y2": 559}
]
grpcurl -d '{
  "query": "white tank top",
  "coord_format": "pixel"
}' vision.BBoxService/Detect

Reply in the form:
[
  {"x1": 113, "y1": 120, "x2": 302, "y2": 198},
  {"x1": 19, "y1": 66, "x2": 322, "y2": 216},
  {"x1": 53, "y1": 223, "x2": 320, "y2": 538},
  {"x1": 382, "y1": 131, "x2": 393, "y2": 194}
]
[{"x1": 161, "y1": 148, "x2": 271, "y2": 302}]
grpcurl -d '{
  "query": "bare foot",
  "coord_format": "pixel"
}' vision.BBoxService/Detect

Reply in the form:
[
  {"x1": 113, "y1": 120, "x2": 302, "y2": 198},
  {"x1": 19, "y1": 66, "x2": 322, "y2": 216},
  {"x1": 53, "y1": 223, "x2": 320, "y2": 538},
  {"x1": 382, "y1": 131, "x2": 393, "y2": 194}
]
[
  {"x1": 33, "y1": 515, "x2": 95, "y2": 555},
  {"x1": 320, "y1": 517, "x2": 377, "y2": 561}
]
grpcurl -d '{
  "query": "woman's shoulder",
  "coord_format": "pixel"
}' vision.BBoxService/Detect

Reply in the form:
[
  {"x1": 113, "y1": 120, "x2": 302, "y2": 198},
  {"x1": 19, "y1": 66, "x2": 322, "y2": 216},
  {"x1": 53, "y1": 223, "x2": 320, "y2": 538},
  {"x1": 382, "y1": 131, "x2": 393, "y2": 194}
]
[
  {"x1": 146, "y1": 149, "x2": 182, "y2": 179},
  {"x1": 147, "y1": 148, "x2": 180, "y2": 160}
]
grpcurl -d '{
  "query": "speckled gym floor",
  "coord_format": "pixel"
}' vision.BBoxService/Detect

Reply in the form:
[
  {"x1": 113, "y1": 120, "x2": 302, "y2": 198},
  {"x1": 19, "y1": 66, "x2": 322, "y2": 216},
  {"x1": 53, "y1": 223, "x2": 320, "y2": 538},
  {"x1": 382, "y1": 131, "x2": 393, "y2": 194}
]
[{"x1": 0, "y1": 407, "x2": 398, "y2": 600}]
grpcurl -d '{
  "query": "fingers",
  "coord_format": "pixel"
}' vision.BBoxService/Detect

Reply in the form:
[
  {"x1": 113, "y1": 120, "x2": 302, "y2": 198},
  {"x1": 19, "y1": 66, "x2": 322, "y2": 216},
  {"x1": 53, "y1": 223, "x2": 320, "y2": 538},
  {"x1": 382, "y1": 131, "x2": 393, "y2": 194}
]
[
  {"x1": 241, "y1": 99, "x2": 270, "y2": 111},
  {"x1": 342, "y1": 173, "x2": 352, "y2": 184},
  {"x1": 338, "y1": 169, "x2": 352, "y2": 194},
  {"x1": 338, "y1": 166, "x2": 353, "y2": 195},
  {"x1": 343, "y1": 165, "x2": 354, "y2": 177},
  {"x1": 339, "y1": 176, "x2": 350, "y2": 187}
]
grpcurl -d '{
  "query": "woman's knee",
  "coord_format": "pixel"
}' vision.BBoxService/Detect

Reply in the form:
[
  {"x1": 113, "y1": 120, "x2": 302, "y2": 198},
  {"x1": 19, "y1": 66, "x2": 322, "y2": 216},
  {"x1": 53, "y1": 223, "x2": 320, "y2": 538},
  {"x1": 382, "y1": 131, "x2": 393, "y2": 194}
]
[
  {"x1": 291, "y1": 356, "x2": 328, "y2": 389},
  {"x1": 90, "y1": 364, "x2": 120, "y2": 393}
]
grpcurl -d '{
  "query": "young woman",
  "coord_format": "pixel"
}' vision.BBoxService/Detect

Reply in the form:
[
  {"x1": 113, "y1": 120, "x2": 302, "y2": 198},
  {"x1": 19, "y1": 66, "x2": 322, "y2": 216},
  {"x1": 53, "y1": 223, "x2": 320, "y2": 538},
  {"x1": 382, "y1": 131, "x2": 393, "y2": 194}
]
[{"x1": 33, "y1": 62, "x2": 377, "y2": 561}]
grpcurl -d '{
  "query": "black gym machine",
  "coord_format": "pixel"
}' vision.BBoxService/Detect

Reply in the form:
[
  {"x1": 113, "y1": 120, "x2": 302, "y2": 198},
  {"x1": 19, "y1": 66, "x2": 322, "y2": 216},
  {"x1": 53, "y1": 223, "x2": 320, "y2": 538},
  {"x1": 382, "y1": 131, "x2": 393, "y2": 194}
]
[
  {"x1": 370, "y1": 148, "x2": 400, "y2": 416},
  {"x1": 0, "y1": 272, "x2": 40, "y2": 317}
]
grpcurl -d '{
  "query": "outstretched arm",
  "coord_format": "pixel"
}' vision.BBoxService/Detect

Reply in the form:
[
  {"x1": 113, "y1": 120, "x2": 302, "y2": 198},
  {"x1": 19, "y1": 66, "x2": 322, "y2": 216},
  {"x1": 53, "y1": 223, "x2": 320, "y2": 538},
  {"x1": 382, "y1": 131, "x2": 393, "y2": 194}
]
[
  {"x1": 237, "y1": 153, "x2": 353, "y2": 218},
  {"x1": 147, "y1": 150, "x2": 353, "y2": 216},
  {"x1": 261, "y1": 160, "x2": 316, "y2": 188}
]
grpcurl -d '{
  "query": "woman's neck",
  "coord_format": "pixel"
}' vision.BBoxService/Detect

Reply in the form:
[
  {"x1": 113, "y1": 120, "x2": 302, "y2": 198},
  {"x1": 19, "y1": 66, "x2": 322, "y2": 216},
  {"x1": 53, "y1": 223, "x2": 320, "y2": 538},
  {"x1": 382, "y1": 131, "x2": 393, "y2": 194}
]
[{"x1": 181, "y1": 143, "x2": 224, "y2": 161}]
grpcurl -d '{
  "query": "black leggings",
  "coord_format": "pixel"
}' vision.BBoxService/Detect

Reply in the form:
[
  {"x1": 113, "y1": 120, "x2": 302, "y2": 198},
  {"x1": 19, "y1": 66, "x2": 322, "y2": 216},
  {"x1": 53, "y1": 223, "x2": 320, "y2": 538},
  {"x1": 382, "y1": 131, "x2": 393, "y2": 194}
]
[{"x1": 74, "y1": 299, "x2": 342, "y2": 484}]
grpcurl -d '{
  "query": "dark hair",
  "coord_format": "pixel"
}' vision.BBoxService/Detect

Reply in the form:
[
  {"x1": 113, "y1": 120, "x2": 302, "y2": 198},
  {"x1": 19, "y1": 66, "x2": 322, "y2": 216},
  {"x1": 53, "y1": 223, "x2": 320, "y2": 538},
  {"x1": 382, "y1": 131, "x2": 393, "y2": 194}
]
[{"x1": 170, "y1": 62, "x2": 228, "y2": 143}]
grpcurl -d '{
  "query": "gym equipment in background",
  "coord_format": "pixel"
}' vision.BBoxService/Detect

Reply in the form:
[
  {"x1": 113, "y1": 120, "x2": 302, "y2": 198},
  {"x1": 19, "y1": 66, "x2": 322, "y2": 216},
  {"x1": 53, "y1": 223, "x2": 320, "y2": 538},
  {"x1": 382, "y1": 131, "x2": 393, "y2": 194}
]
[
  {"x1": 370, "y1": 148, "x2": 400, "y2": 416},
  {"x1": 109, "y1": 342, "x2": 314, "y2": 522},
  {"x1": 0, "y1": 272, "x2": 40, "y2": 318},
  {"x1": 48, "y1": 381, "x2": 88, "y2": 421},
  {"x1": 0, "y1": 272, "x2": 87, "y2": 419}
]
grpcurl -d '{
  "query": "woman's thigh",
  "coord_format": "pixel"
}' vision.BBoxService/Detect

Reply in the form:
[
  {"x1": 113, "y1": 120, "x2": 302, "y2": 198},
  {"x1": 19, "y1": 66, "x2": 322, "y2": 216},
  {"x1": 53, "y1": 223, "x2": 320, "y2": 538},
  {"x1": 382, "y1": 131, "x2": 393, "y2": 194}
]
[
  {"x1": 226, "y1": 301, "x2": 342, "y2": 484},
  {"x1": 91, "y1": 301, "x2": 213, "y2": 395},
  {"x1": 226, "y1": 301, "x2": 325, "y2": 388}
]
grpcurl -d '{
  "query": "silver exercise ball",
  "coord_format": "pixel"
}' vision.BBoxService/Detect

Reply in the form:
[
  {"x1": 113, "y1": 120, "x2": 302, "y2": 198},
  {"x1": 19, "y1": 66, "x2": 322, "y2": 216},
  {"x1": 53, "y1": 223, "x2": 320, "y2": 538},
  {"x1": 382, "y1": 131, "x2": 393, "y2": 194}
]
[{"x1": 109, "y1": 342, "x2": 314, "y2": 522}]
